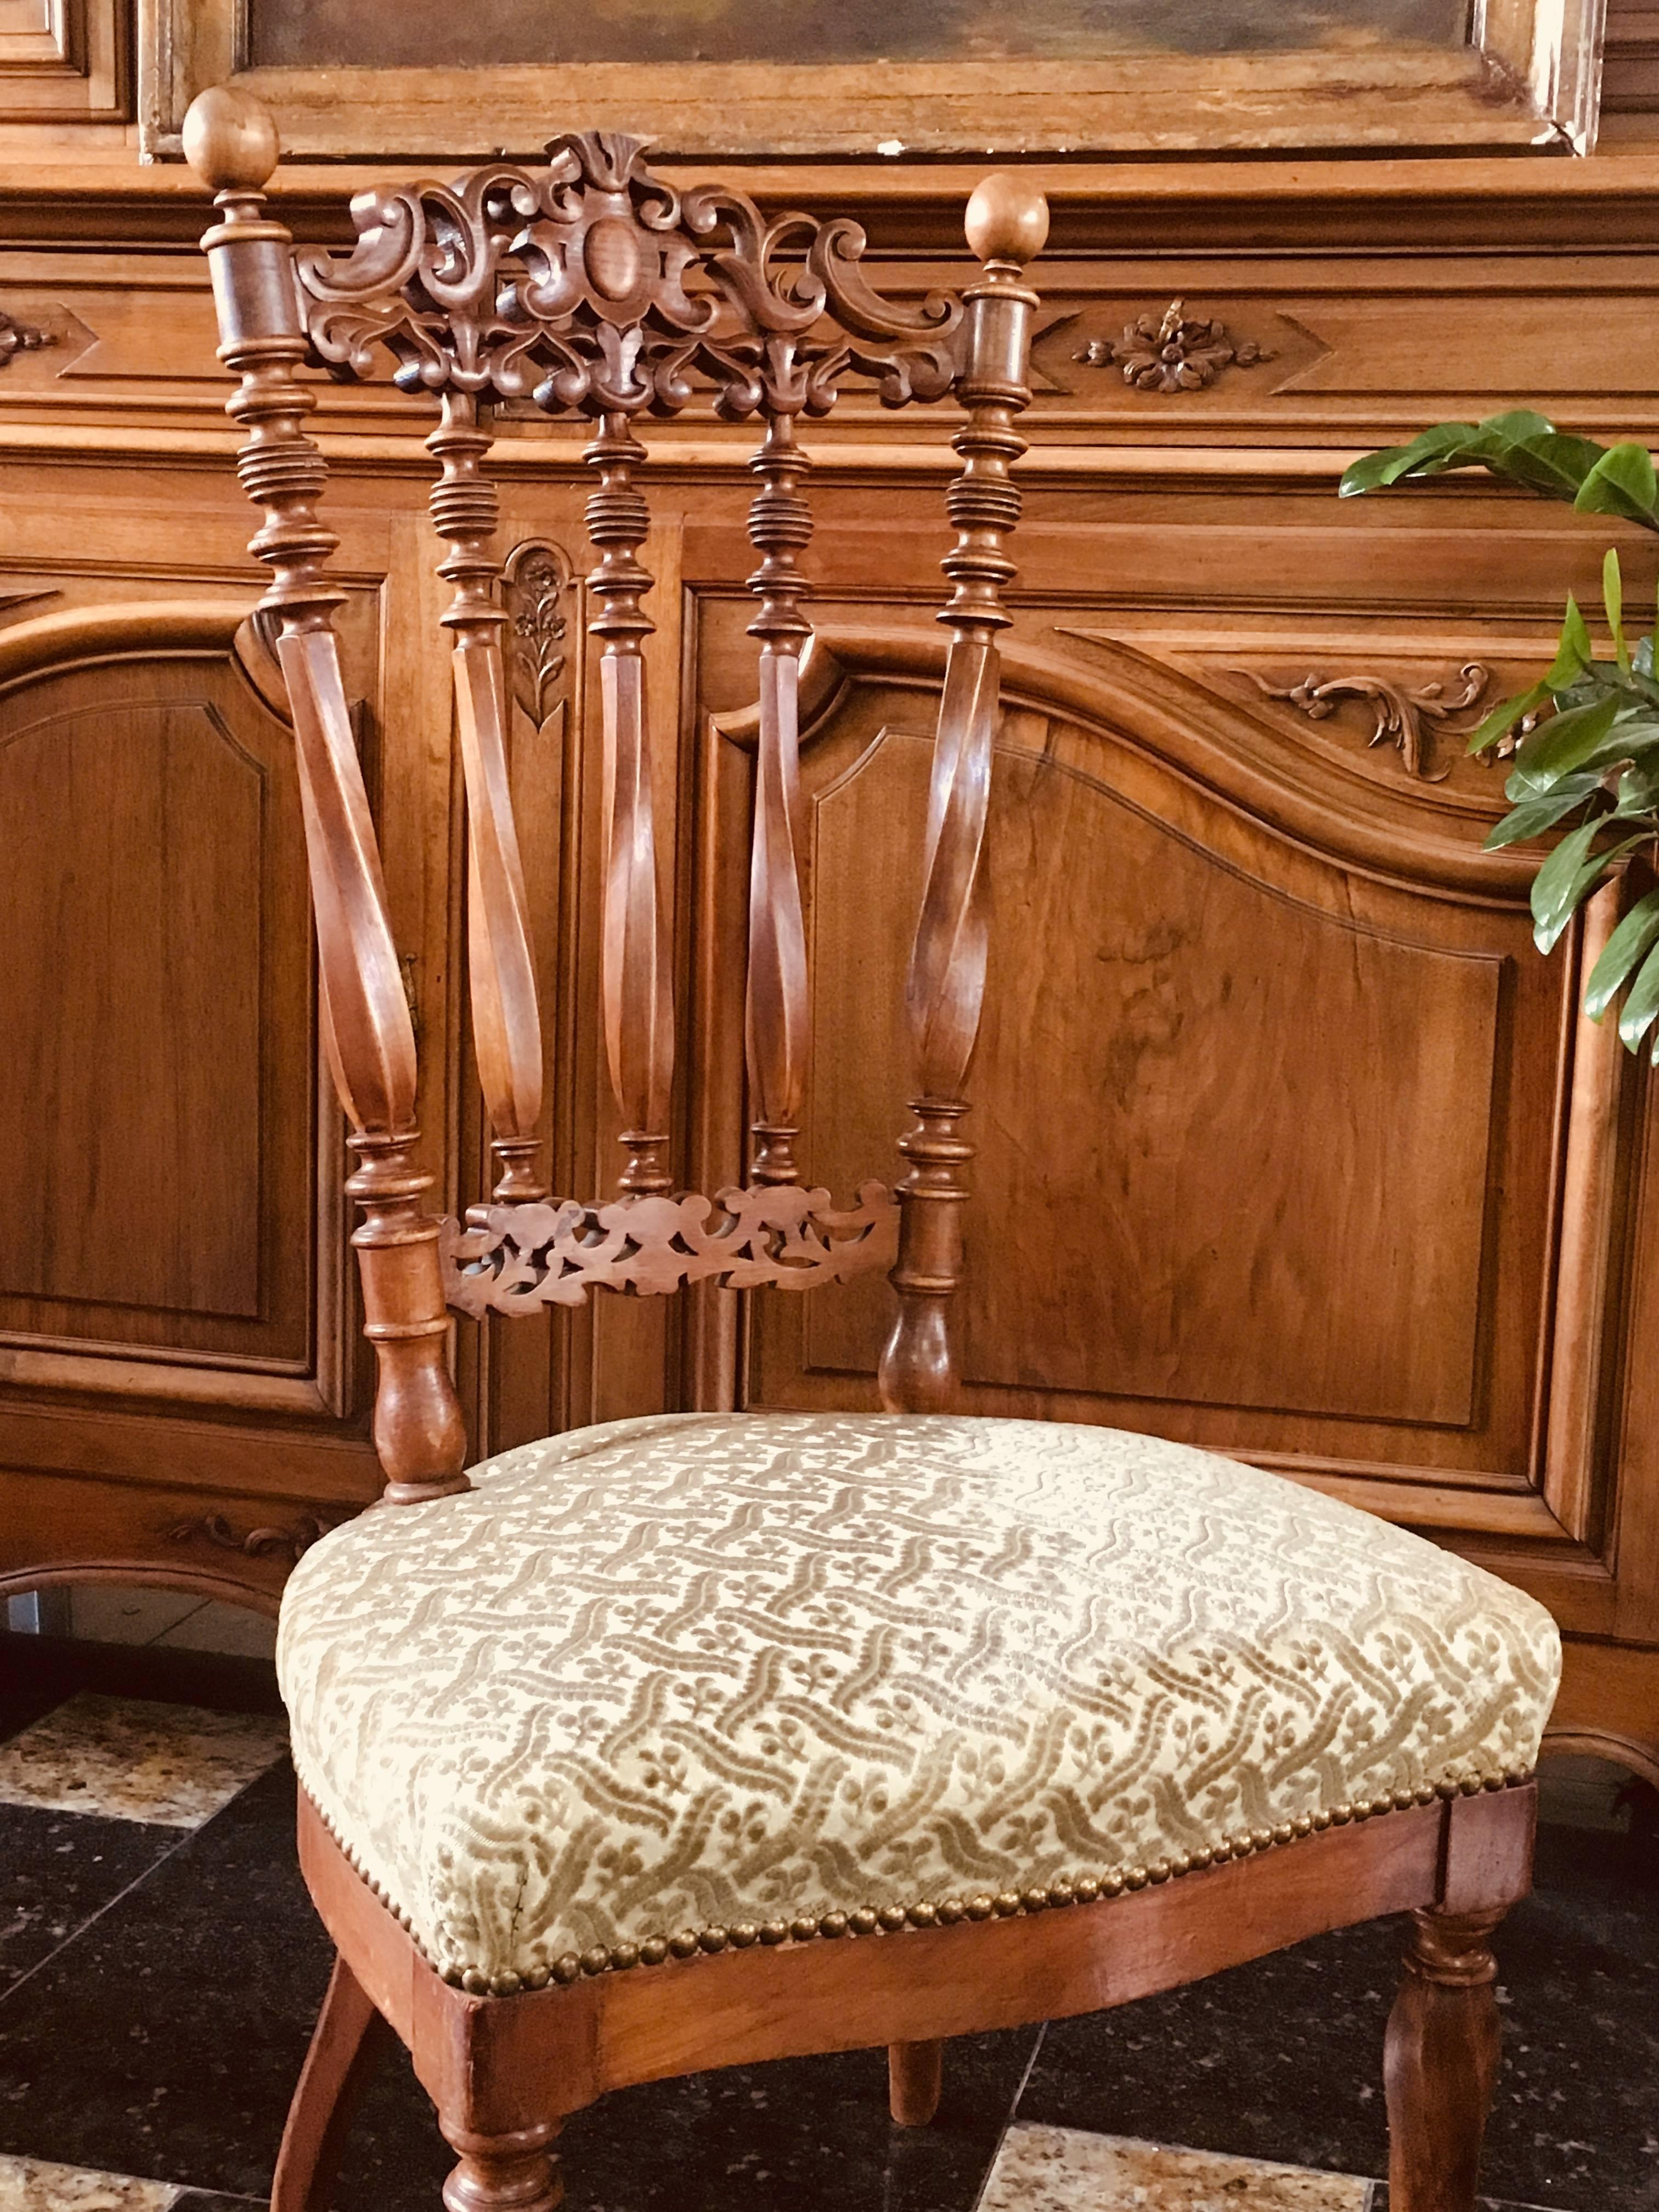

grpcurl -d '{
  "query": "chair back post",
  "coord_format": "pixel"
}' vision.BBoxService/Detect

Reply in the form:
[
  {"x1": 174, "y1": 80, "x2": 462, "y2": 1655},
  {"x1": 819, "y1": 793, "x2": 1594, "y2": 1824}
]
[
  {"x1": 185, "y1": 87, "x2": 470, "y2": 1505},
  {"x1": 743, "y1": 409, "x2": 812, "y2": 1187},
  {"x1": 427, "y1": 390, "x2": 548, "y2": 1205},
  {"x1": 878, "y1": 176, "x2": 1048, "y2": 1417},
  {"x1": 585, "y1": 408, "x2": 676, "y2": 1197}
]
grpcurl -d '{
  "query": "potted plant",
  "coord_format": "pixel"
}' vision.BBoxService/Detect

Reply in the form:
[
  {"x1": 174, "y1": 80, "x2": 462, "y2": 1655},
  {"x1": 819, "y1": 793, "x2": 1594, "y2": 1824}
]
[{"x1": 1342, "y1": 415, "x2": 1659, "y2": 1053}]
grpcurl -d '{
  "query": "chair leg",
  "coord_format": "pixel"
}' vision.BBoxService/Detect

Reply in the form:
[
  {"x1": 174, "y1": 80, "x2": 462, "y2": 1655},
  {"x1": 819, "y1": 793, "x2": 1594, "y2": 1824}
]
[
  {"x1": 272, "y1": 1954, "x2": 395, "y2": 2212},
  {"x1": 1384, "y1": 1904, "x2": 1507, "y2": 2212},
  {"x1": 441, "y1": 2121, "x2": 564, "y2": 2212},
  {"x1": 888, "y1": 2039, "x2": 944, "y2": 2126}
]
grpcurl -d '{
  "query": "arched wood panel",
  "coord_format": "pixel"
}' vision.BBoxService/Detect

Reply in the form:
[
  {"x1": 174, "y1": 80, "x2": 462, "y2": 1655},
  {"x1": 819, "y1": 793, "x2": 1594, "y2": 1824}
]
[{"x1": 724, "y1": 635, "x2": 1570, "y2": 1550}]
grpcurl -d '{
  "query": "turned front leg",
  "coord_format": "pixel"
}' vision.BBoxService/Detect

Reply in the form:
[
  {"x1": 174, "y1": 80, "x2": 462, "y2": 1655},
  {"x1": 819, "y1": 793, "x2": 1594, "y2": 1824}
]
[
  {"x1": 1385, "y1": 1905, "x2": 1506, "y2": 2212},
  {"x1": 442, "y1": 2120, "x2": 563, "y2": 2212}
]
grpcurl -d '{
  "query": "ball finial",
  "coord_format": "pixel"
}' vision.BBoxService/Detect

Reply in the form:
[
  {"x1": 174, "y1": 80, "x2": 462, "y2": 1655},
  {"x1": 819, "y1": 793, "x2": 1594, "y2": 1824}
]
[
  {"x1": 964, "y1": 173, "x2": 1049, "y2": 269},
  {"x1": 183, "y1": 84, "x2": 281, "y2": 195}
]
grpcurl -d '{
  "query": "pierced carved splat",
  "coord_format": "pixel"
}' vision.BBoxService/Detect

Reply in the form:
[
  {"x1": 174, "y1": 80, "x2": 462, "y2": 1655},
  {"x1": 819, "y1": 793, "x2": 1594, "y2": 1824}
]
[
  {"x1": 292, "y1": 132, "x2": 963, "y2": 424},
  {"x1": 439, "y1": 1181, "x2": 899, "y2": 1314}
]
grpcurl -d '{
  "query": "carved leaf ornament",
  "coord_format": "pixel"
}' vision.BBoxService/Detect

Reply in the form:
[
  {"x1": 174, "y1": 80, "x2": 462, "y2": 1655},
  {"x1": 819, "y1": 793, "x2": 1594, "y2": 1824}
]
[{"x1": 442, "y1": 1182, "x2": 900, "y2": 1316}]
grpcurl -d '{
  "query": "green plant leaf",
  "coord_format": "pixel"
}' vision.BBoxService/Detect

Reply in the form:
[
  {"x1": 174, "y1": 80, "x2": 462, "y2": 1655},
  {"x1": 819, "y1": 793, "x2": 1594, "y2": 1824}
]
[
  {"x1": 1614, "y1": 759, "x2": 1659, "y2": 815},
  {"x1": 1531, "y1": 823, "x2": 1645, "y2": 954},
  {"x1": 1466, "y1": 678, "x2": 1551, "y2": 755},
  {"x1": 1505, "y1": 694, "x2": 1621, "y2": 798},
  {"x1": 1482, "y1": 780, "x2": 1600, "y2": 849},
  {"x1": 1584, "y1": 888, "x2": 1659, "y2": 1019},
  {"x1": 1618, "y1": 936, "x2": 1659, "y2": 1050},
  {"x1": 1547, "y1": 594, "x2": 1595, "y2": 689},
  {"x1": 1495, "y1": 432, "x2": 1612, "y2": 503},
  {"x1": 1575, "y1": 442, "x2": 1659, "y2": 532},
  {"x1": 1606, "y1": 548, "x2": 1630, "y2": 674},
  {"x1": 1339, "y1": 422, "x2": 1483, "y2": 497}
]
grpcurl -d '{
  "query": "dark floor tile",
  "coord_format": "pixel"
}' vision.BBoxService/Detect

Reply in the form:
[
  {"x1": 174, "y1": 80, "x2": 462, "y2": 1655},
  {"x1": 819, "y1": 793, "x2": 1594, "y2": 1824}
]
[
  {"x1": 1014, "y1": 1821, "x2": 1659, "y2": 2212},
  {"x1": 171, "y1": 2195, "x2": 267, "y2": 2212},
  {"x1": 552, "y1": 2027, "x2": 1039, "y2": 2212},
  {"x1": 334, "y1": 2025, "x2": 1039, "y2": 2212},
  {"x1": 0, "y1": 1807, "x2": 180, "y2": 1991},
  {"x1": 0, "y1": 1753, "x2": 1030, "y2": 2212},
  {"x1": 0, "y1": 1762, "x2": 332, "y2": 2198}
]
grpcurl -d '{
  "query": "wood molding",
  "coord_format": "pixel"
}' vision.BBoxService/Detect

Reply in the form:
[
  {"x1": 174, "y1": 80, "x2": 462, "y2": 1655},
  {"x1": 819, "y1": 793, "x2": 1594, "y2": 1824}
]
[{"x1": 0, "y1": 0, "x2": 126, "y2": 122}]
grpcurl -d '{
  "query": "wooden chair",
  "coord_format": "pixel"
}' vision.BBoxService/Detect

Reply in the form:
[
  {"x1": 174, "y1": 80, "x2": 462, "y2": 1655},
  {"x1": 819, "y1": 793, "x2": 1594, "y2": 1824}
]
[{"x1": 182, "y1": 86, "x2": 1560, "y2": 2212}]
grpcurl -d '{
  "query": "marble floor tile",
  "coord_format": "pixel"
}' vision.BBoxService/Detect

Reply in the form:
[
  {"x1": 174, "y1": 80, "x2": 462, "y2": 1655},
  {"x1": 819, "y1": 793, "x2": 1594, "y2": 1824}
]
[
  {"x1": 0, "y1": 1808, "x2": 178, "y2": 1991},
  {"x1": 979, "y1": 2127, "x2": 1370, "y2": 2212},
  {"x1": 0, "y1": 1697, "x2": 286, "y2": 1829},
  {"x1": 0, "y1": 2153, "x2": 180, "y2": 2212}
]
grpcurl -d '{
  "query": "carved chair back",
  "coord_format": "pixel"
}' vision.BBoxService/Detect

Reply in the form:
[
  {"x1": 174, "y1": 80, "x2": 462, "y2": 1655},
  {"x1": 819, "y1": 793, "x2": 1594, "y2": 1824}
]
[{"x1": 185, "y1": 91, "x2": 1049, "y2": 1505}]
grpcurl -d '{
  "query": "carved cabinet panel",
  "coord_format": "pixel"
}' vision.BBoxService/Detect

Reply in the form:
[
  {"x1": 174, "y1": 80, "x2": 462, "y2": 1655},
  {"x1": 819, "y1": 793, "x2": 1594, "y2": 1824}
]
[{"x1": 0, "y1": 166, "x2": 1655, "y2": 1779}]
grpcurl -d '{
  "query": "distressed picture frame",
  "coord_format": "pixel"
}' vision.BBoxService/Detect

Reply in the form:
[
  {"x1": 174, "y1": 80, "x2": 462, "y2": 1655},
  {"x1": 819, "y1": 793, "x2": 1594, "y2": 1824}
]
[{"x1": 139, "y1": 0, "x2": 1608, "y2": 162}]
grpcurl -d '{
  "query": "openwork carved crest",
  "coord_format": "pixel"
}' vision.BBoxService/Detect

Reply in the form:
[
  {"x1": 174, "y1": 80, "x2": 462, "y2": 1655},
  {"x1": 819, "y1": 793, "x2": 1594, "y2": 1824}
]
[
  {"x1": 440, "y1": 1181, "x2": 899, "y2": 1315},
  {"x1": 296, "y1": 133, "x2": 963, "y2": 421},
  {"x1": 1076, "y1": 299, "x2": 1271, "y2": 393}
]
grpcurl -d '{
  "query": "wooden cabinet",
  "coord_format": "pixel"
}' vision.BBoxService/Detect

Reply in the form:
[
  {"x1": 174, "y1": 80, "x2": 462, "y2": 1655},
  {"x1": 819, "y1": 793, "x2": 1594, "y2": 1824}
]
[{"x1": 0, "y1": 149, "x2": 1655, "y2": 1778}]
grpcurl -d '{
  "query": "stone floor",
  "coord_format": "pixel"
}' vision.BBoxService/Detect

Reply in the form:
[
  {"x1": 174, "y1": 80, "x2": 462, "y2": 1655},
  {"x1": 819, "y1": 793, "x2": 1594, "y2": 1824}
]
[{"x1": 0, "y1": 1628, "x2": 1652, "y2": 2212}]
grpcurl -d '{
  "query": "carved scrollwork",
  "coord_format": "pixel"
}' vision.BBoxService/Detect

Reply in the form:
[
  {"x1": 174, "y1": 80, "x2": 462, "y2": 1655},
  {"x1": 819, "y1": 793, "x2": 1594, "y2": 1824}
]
[
  {"x1": 439, "y1": 1180, "x2": 899, "y2": 1315},
  {"x1": 1075, "y1": 299, "x2": 1271, "y2": 392},
  {"x1": 168, "y1": 1513, "x2": 340, "y2": 1564},
  {"x1": 294, "y1": 133, "x2": 963, "y2": 423},
  {"x1": 1233, "y1": 662, "x2": 1491, "y2": 783}
]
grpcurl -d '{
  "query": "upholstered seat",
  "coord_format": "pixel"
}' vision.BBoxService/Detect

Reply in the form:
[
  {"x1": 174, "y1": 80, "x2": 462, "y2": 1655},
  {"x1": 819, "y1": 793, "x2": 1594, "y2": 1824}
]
[{"x1": 278, "y1": 1412, "x2": 1560, "y2": 1994}]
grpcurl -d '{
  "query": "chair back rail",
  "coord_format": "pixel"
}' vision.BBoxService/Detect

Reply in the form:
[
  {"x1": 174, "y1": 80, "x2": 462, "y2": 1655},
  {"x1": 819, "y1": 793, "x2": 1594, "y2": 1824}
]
[{"x1": 183, "y1": 86, "x2": 1047, "y2": 1487}]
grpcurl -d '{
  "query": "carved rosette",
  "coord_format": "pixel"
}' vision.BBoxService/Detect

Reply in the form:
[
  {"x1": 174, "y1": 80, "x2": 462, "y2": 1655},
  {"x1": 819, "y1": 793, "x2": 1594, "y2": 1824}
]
[
  {"x1": 0, "y1": 308, "x2": 51, "y2": 367},
  {"x1": 1075, "y1": 299, "x2": 1271, "y2": 392}
]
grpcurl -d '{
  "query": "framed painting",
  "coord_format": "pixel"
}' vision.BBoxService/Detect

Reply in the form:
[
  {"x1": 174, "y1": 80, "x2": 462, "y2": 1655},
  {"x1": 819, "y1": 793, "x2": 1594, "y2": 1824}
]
[{"x1": 139, "y1": 0, "x2": 1607, "y2": 161}]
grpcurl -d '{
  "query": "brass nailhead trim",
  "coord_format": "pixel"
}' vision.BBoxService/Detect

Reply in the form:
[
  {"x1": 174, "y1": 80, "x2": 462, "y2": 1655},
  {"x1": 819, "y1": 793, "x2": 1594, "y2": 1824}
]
[{"x1": 300, "y1": 1764, "x2": 1536, "y2": 1997}]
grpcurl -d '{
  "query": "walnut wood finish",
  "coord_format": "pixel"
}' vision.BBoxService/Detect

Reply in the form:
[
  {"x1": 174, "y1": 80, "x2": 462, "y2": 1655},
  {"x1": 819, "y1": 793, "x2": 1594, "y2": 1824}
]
[
  {"x1": 887, "y1": 2039, "x2": 944, "y2": 2127},
  {"x1": 743, "y1": 410, "x2": 812, "y2": 1187},
  {"x1": 879, "y1": 177, "x2": 1046, "y2": 1417},
  {"x1": 428, "y1": 391, "x2": 546, "y2": 1206},
  {"x1": 187, "y1": 101, "x2": 1045, "y2": 1402},
  {"x1": 271, "y1": 1954, "x2": 394, "y2": 2212},
  {"x1": 1385, "y1": 1908, "x2": 1506, "y2": 2212},
  {"x1": 8, "y1": 47, "x2": 1659, "y2": 2035},
  {"x1": 188, "y1": 86, "x2": 469, "y2": 1508},
  {"x1": 290, "y1": 1783, "x2": 1533, "y2": 2209}
]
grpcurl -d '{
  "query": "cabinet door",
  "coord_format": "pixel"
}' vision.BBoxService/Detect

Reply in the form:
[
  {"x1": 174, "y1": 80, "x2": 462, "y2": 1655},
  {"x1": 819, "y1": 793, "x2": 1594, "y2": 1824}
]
[
  {"x1": 672, "y1": 488, "x2": 1649, "y2": 1669},
  {"x1": 0, "y1": 462, "x2": 444, "y2": 1597}
]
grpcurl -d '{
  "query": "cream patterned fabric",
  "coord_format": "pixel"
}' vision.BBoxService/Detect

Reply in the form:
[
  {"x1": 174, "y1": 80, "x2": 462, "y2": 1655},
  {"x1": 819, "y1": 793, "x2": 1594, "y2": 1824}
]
[{"x1": 277, "y1": 1413, "x2": 1560, "y2": 1990}]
